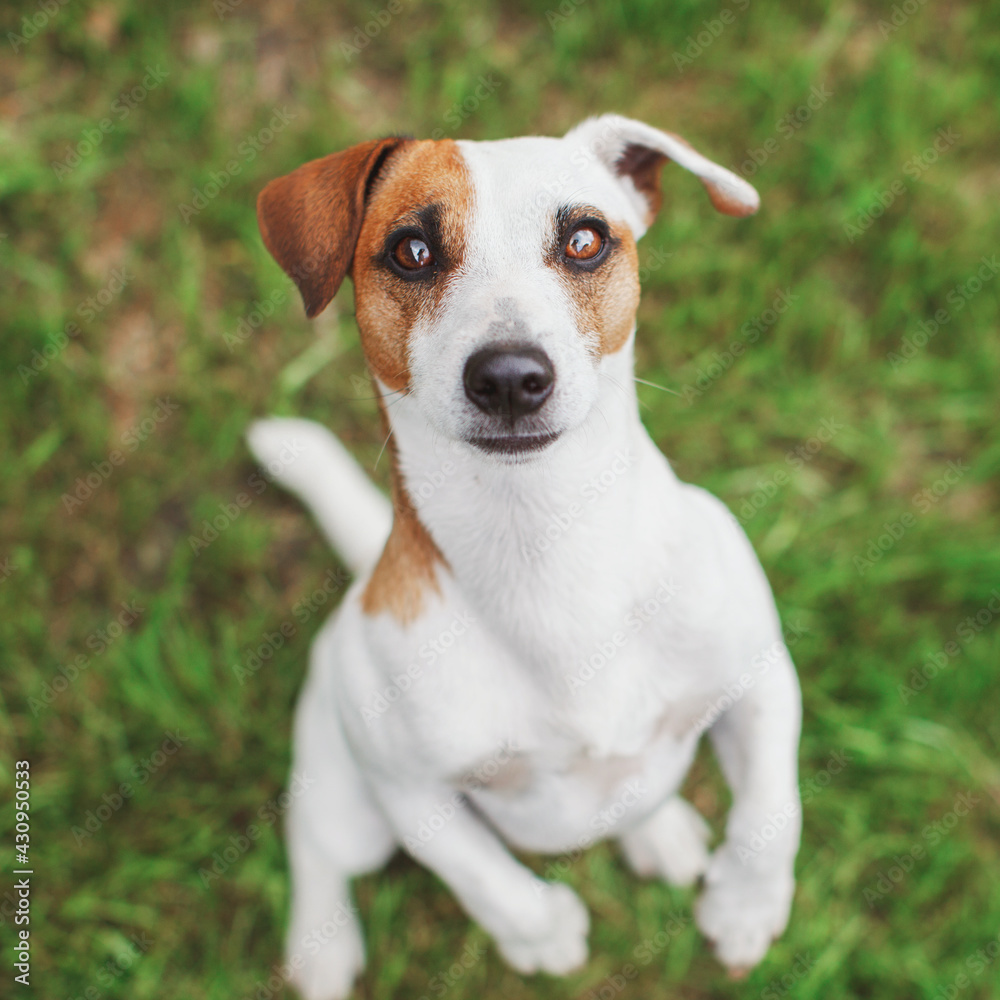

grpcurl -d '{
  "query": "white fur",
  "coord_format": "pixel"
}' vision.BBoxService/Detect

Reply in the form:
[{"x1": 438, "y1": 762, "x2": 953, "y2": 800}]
[
  {"x1": 248, "y1": 117, "x2": 801, "y2": 1000},
  {"x1": 564, "y1": 114, "x2": 761, "y2": 221},
  {"x1": 246, "y1": 417, "x2": 391, "y2": 573}
]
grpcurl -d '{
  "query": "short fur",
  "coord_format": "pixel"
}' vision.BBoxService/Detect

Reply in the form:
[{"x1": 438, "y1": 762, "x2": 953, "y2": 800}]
[{"x1": 248, "y1": 114, "x2": 799, "y2": 1000}]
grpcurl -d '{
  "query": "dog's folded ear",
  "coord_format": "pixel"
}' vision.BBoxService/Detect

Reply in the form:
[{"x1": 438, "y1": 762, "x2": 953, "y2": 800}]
[
  {"x1": 257, "y1": 137, "x2": 410, "y2": 318},
  {"x1": 565, "y1": 114, "x2": 760, "y2": 233}
]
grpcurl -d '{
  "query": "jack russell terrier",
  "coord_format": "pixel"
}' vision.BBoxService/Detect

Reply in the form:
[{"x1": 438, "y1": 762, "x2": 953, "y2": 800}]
[{"x1": 246, "y1": 114, "x2": 802, "y2": 1000}]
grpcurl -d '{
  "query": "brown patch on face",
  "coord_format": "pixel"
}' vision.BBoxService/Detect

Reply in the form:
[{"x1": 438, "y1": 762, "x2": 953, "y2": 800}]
[
  {"x1": 597, "y1": 230, "x2": 641, "y2": 354},
  {"x1": 361, "y1": 395, "x2": 449, "y2": 625},
  {"x1": 549, "y1": 210, "x2": 641, "y2": 357},
  {"x1": 352, "y1": 140, "x2": 473, "y2": 393},
  {"x1": 260, "y1": 137, "x2": 470, "y2": 626},
  {"x1": 257, "y1": 137, "x2": 410, "y2": 318}
]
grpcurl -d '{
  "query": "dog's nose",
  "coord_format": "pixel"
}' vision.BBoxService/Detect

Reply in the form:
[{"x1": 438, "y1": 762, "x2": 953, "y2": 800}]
[{"x1": 463, "y1": 346, "x2": 555, "y2": 419}]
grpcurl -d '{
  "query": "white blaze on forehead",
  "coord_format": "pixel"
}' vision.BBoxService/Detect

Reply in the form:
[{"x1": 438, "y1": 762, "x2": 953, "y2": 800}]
[
  {"x1": 455, "y1": 136, "x2": 644, "y2": 258},
  {"x1": 401, "y1": 137, "x2": 625, "y2": 447}
]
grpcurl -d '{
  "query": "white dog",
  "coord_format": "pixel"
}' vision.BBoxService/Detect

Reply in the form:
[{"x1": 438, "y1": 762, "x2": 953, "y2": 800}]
[{"x1": 247, "y1": 115, "x2": 802, "y2": 1000}]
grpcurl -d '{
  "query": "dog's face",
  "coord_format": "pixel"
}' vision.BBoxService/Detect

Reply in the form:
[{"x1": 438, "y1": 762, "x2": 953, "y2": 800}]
[{"x1": 257, "y1": 116, "x2": 758, "y2": 461}]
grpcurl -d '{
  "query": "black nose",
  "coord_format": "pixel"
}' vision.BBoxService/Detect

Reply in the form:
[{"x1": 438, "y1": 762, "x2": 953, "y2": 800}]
[{"x1": 463, "y1": 346, "x2": 555, "y2": 419}]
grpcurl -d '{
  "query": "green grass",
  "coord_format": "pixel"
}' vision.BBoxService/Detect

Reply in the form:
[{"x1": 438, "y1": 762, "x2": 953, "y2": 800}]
[{"x1": 2, "y1": 0, "x2": 1000, "y2": 997}]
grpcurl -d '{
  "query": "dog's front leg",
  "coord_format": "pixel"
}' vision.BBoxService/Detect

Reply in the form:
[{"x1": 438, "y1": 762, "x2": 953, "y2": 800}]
[
  {"x1": 371, "y1": 780, "x2": 589, "y2": 974},
  {"x1": 696, "y1": 643, "x2": 802, "y2": 972}
]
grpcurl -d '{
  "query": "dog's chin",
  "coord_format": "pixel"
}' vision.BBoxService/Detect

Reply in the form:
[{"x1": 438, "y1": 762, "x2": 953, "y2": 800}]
[{"x1": 466, "y1": 432, "x2": 561, "y2": 461}]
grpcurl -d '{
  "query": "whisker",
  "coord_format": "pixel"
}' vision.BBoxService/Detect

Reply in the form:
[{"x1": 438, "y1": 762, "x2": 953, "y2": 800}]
[
  {"x1": 593, "y1": 401, "x2": 611, "y2": 432},
  {"x1": 374, "y1": 424, "x2": 396, "y2": 472},
  {"x1": 634, "y1": 376, "x2": 681, "y2": 397},
  {"x1": 355, "y1": 369, "x2": 411, "y2": 402},
  {"x1": 600, "y1": 370, "x2": 648, "y2": 410}
]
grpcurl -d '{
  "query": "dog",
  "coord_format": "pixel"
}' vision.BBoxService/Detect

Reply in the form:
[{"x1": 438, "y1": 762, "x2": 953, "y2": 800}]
[{"x1": 246, "y1": 114, "x2": 802, "y2": 1000}]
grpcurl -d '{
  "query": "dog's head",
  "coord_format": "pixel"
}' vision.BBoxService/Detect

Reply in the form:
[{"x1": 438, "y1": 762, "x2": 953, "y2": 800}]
[{"x1": 257, "y1": 115, "x2": 758, "y2": 461}]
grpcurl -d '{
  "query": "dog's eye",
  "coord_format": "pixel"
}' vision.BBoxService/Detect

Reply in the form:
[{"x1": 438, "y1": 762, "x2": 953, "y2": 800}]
[
  {"x1": 393, "y1": 236, "x2": 435, "y2": 270},
  {"x1": 564, "y1": 227, "x2": 603, "y2": 261}
]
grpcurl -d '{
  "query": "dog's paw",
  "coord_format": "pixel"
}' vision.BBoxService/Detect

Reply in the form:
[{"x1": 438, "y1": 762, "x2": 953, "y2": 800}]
[
  {"x1": 495, "y1": 882, "x2": 590, "y2": 976},
  {"x1": 619, "y1": 796, "x2": 711, "y2": 888},
  {"x1": 286, "y1": 915, "x2": 365, "y2": 1000},
  {"x1": 694, "y1": 849, "x2": 794, "y2": 972}
]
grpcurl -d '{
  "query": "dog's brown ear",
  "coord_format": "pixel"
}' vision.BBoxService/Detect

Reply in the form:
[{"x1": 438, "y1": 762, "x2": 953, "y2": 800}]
[
  {"x1": 257, "y1": 137, "x2": 409, "y2": 318},
  {"x1": 565, "y1": 115, "x2": 759, "y2": 234}
]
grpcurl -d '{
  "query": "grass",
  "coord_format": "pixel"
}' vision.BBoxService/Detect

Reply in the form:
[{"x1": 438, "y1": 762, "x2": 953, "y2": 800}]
[{"x1": 2, "y1": 0, "x2": 1000, "y2": 997}]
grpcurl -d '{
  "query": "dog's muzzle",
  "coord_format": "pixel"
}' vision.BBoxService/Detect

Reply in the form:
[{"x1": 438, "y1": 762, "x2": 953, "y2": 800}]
[
  {"x1": 463, "y1": 345, "x2": 554, "y2": 419},
  {"x1": 463, "y1": 345, "x2": 558, "y2": 455}
]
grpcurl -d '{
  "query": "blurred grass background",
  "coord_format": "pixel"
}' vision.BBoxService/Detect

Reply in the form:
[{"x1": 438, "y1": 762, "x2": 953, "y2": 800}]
[{"x1": 2, "y1": 0, "x2": 1000, "y2": 997}]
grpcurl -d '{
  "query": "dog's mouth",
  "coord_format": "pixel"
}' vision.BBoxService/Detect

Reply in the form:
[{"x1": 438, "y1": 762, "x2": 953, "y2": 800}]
[{"x1": 467, "y1": 432, "x2": 560, "y2": 456}]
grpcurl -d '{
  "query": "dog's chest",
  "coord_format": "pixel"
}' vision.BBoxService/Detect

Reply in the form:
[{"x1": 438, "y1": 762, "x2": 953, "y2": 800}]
[
  {"x1": 372, "y1": 594, "x2": 716, "y2": 773},
  {"x1": 345, "y1": 548, "x2": 732, "y2": 853},
  {"x1": 448, "y1": 648, "x2": 708, "y2": 853}
]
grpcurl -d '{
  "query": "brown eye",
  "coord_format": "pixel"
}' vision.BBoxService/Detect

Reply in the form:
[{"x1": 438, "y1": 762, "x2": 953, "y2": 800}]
[
  {"x1": 393, "y1": 236, "x2": 435, "y2": 270},
  {"x1": 565, "y1": 226, "x2": 603, "y2": 261}
]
